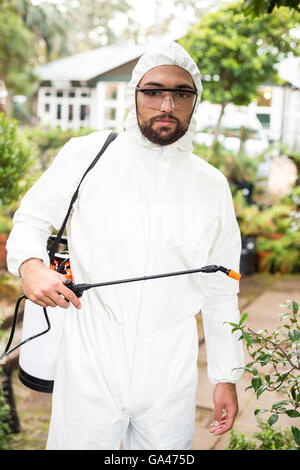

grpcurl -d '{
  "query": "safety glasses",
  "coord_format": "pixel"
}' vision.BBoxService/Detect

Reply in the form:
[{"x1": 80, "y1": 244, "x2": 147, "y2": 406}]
[{"x1": 136, "y1": 87, "x2": 198, "y2": 111}]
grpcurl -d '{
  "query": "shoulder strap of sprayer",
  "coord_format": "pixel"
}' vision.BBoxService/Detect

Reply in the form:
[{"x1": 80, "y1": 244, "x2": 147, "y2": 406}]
[{"x1": 49, "y1": 131, "x2": 118, "y2": 264}]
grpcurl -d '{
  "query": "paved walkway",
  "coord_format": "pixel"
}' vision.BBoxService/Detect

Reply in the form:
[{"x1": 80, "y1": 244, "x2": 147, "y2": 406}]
[
  {"x1": 191, "y1": 274, "x2": 300, "y2": 450},
  {"x1": 1, "y1": 272, "x2": 300, "y2": 449}
]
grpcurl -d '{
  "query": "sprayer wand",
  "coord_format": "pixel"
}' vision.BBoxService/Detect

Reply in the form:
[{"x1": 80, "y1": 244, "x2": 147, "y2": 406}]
[
  {"x1": 0, "y1": 265, "x2": 241, "y2": 360},
  {"x1": 64, "y1": 264, "x2": 241, "y2": 298}
]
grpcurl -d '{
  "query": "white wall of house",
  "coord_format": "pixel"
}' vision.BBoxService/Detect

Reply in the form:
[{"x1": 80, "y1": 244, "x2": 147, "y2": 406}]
[
  {"x1": 91, "y1": 82, "x2": 128, "y2": 131},
  {"x1": 194, "y1": 83, "x2": 300, "y2": 152},
  {"x1": 37, "y1": 81, "x2": 129, "y2": 132},
  {"x1": 281, "y1": 85, "x2": 300, "y2": 151},
  {"x1": 37, "y1": 85, "x2": 92, "y2": 130}
]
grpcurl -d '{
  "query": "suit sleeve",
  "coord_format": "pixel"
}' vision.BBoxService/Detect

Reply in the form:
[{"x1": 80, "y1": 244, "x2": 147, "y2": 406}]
[
  {"x1": 200, "y1": 178, "x2": 244, "y2": 384},
  {"x1": 6, "y1": 132, "x2": 110, "y2": 277}
]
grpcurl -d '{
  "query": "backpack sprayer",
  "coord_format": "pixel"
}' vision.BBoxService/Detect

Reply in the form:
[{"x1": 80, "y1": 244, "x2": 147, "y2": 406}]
[{"x1": 0, "y1": 132, "x2": 241, "y2": 393}]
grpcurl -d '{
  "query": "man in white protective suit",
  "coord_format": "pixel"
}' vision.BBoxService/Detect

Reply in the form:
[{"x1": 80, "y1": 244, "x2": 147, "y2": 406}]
[{"x1": 6, "y1": 40, "x2": 244, "y2": 450}]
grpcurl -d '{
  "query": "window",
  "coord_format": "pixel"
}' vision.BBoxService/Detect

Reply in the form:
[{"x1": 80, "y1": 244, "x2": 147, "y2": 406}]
[
  {"x1": 45, "y1": 91, "x2": 51, "y2": 97},
  {"x1": 80, "y1": 104, "x2": 89, "y2": 121},
  {"x1": 45, "y1": 103, "x2": 50, "y2": 112},
  {"x1": 56, "y1": 104, "x2": 62, "y2": 120},
  {"x1": 68, "y1": 104, "x2": 73, "y2": 121},
  {"x1": 81, "y1": 92, "x2": 90, "y2": 97},
  {"x1": 69, "y1": 91, "x2": 75, "y2": 98},
  {"x1": 105, "y1": 107, "x2": 116, "y2": 120},
  {"x1": 257, "y1": 87, "x2": 272, "y2": 107},
  {"x1": 56, "y1": 90, "x2": 63, "y2": 97},
  {"x1": 256, "y1": 113, "x2": 270, "y2": 128},
  {"x1": 106, "y1": 84, "x2": 118, "y2": 100}
]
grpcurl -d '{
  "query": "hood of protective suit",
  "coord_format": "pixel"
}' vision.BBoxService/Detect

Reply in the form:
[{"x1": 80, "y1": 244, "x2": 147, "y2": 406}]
[{"x1": 125, "y1": 40, "x2": 202, "y2": 153}]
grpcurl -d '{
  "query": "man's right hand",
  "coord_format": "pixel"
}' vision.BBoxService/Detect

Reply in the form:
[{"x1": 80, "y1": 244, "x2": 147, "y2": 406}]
[{"x1": 19, "y1": 258, "x2": 82, "y2": 310}]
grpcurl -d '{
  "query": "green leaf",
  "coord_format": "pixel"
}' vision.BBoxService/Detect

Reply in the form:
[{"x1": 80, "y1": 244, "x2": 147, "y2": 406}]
[
  {"x1": 268, "y1": 413, "x2": 278, "y2": 427},
  {"x1": 288, "y1": 329, "x2": 300, "y2": 342},
  {"x1": 292, "y1": 301, "x2": 299, "y2": 315},
  {"x1": 281, "y1": 313, "x2": 292, "y2": 320},
  {"x1": 242, "y1": 330, "x2": 253, "y2": 345},
  {"x1": 272, "y1": 400, "x2": 290, "y2": 410},
  {"x1": 285, "y1": 410, "x2": 300, "y2": 418},
  {"x1": 291, "y1": 385, "x2": 297, "y2": 401},
  {"x1": 225, "y1": 322, "x2": 240, "y2": 328},
  {"x1": 256, "y1": 385, "x2": 267, "y2": 398},
  {"x1": 292, "y1": 426, "x2": 300, "y2": 446},
  {"x1": 251, "y1": 376, "x2": 262, "y2": 391},
  {"x1": 254, "y1": 409, "x2": 268, "y2": 416},
  {"x1": 239, "y1": 313, "x2": 249, "y2": 325},
  {"x1": 231, "y1": 327, "x2": 240, "y2": 334},
  {"x1": 244, "y1": 366, "x2": 258, "y2": 375}
]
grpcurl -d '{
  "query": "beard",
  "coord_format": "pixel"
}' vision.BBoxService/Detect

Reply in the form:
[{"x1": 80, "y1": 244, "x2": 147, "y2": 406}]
[{"x1": 138, "y1": 113, "x2": 190, "y2": 146}]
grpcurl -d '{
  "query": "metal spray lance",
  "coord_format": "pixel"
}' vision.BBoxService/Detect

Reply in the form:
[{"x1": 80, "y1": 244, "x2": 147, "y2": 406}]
[{"x1": 0, "y1": 264, "x2": 241, "y2": 360}]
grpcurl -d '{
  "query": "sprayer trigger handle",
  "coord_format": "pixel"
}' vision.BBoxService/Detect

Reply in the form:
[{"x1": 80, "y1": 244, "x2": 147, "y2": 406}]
[{"x1": 64, "y1": 279, "x2": 83, "y2": 298}]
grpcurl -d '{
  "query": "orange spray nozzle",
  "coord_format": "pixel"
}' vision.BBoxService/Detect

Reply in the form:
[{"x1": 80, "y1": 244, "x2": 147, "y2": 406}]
[{"x1": 228, "y1": 269, "x2": 242, "y2": 281}]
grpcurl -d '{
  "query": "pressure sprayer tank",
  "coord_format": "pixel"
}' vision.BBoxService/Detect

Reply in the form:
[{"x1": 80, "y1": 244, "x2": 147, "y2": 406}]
[{"x1": 18, "y1": 300, "x2": 66, "y2": 393}]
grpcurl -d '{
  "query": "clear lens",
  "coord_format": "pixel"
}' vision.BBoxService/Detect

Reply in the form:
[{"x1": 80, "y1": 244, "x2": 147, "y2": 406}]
[{"x1": 139, "y1": 89, "x2": 196, "y2": 111}]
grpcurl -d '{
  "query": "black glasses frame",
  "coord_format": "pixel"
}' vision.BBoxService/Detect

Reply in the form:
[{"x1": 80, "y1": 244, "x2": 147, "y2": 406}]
[{"x1": 136, "y1": 87, "x2": 198, "y2": 95}]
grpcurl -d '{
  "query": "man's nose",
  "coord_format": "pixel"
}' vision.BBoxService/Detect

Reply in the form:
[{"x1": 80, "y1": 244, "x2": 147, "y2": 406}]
[{"x1": 160, "y1": 95, "x2": 174, "y2": 112}]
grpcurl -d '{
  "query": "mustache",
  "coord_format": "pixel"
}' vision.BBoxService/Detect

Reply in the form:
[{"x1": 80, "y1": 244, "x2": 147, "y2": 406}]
[{"x1": 150, "y1": 114, "x2": 179, "y2": 125}]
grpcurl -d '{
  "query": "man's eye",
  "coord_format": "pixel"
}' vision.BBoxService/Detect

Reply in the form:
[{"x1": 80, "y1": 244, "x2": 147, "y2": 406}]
[
  {"x1": 144, "y1": 90, "x2": 161, "y2": 97},
  {"x1": 175, "y1": 92, "x2": 189, "y2": 99}
]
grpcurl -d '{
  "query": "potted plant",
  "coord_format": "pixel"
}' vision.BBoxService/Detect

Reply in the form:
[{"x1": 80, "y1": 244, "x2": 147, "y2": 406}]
[
  {"x1": 254, "y1": 197, "x2": 300, "y2": 273},
  {"x1": 233, "y1": 191, "x2": 261, "y2": 275},
  {"x1": 255, "y1": 231, "x2": 300, "y2": 274}
]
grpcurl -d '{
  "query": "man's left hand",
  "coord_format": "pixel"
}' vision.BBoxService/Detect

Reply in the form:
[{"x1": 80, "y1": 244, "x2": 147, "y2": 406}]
[{"x1": 209, "y1": 382, "x2": 239, "y2": 435}]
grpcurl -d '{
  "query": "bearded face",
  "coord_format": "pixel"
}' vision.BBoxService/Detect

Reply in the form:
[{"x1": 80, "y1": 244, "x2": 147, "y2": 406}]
[{"x1": 135, "y1": 65, "x2": 197, "y2": 146}]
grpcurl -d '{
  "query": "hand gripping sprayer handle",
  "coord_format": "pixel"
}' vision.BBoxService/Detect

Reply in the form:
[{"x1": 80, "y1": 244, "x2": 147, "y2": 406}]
[{"x1": 64, "y1": 279, "x2": 84, "y2": 297}]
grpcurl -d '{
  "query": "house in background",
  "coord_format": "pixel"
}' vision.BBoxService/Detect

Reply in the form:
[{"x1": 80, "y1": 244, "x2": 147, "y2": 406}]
[
  {"x1": 250, "y1": 56, "x2": 300, "y2": 151},
  {"x1": 35, "y1": 44, "x2": 300, "y2": 151},
  {"x1": 35, "y1": 44, "x2": 146, "y2": 132},
  {"x1": 194, "y1": 57, "x2": 300, "y2": 153}
]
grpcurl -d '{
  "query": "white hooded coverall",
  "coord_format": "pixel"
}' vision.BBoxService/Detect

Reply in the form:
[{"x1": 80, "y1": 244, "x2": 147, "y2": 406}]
[{"x1": 6, "y1": 41, "x2": 244, "y2": 450}]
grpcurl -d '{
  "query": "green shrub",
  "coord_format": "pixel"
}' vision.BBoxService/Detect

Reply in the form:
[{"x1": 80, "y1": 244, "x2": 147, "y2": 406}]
[
  {"x1": 0, "y1": 384, "x2": 12, "y2": 450},
  {"x1": 21, "y1": 125, "x2": 96, "y2": 170},
  {"x1": 0, "y1": 314, "x2": 13, "y2": 449},
  {"x1": 193, "y1": 141, "x2": 262, "y2": 184},
  {"x1": 0, "y1": 113, "x2": 35, "y2": 206},
  {"x1": 227, "y1": 300, "x2": 300, "y2": 448},
  {"x1": 226, "y1": 418, "x2": 298, "y2": 450}
]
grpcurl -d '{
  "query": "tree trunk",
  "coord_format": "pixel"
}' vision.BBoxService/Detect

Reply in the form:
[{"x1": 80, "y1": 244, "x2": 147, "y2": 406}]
[
  {"x1": 212, "y1": 102, "x2": 226, "y2": 148},
  {"x1": 4, "y1": 90, "x2": 14, "y2": 117}
]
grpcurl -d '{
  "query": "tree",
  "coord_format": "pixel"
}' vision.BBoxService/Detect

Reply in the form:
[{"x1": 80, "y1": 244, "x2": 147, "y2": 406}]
[
  {"x1": 2, "y1": 0, "x2": 134, "y2": 61},
  {"x1": 5, "y1": 0, "x2": 134, "y2": 58},
  {"x1": 180, "y1": 2, "x2": 300, "y2": 145},
  {"x1": 0, "y1": 8, "x2": 38, "y2": 114},
  {"x1": 76, "y1": 0, "x2": 133, "y2": 49},
  {"x1": 8, "y1": 0, "x2": 79, "y2": 60},
  {"x1": 242, "y1": 0, "x2": 300, "y2": 16}
]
